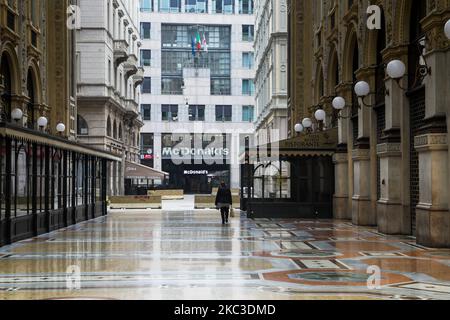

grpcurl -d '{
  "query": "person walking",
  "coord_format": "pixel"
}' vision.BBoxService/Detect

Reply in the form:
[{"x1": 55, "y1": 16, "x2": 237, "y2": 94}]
[{"x1": 215, "y1": 182, "x2": 232, "y2": 225}]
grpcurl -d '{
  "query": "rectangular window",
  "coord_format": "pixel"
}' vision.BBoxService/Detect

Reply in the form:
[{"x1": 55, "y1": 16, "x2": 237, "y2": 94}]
[
  {"x1": 242, "y1": 105, "x2": 254, "y2": 122},
  {"x1": 242, "y1": 25, "x2": 254, "y2": 42},
  {"x1": 161, "y1": 77, "x2": 183, "y2": 95},
  {"x1": 140, "y1": 22, "x2": 151, "y2": 39},
  {"x1": 141, "y1": 104, "x2": 151, "y2": 120},
  {"x1": 188, "y1": 105, "x2": 205, "y2": 121},
  {"x1": 160, "y1": 0, "x2": 181, "y2": 12},
  {"x1": 242, "y1": 52, "x2": 254, "y2": 69},
  {"x1": 216, "y1": 105, "x2": 232, "y2": 122},
  {"x1": 239, "y1": 0, "x2": 253, "y2": 14},
  {"x1": 140, "y1": 0, "x2": 153, "y2": 12},
  {"x1": 212, "y1": 0, "x2": 234, "y2": 14},
  {"x1": 211, "y1": 79, "x2": 231, "y2": 95},
  {"x1": 142, "y1": 77, "x2": 151, "y2": 93},
  {"x1": 242, "y1": 79, "x2": 255, "y2": 96},
  {"x1": 185, "y1": 0, "x2": 208, "y2": 13},
  {"x1": 162, "y1": 105, "x2": 179, "y2": 122},
  {"x1": 141, "y1": 50, "x2": 151, "y2": 66}
]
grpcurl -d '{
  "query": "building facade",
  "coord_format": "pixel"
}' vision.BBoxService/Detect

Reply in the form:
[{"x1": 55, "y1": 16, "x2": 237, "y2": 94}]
[
  {"x1": 76, "y1": 0, "x2": 144, "y2": 196},
  {"x1": 254, "y1": 0, "x2": 288, "y2": 145},
  {"x1": 0, "y1": 0, "x2": 119, "y2": 247},
  {"x1": 139, "y1": 0, "x2": 255, "y2": 193},
  {"x1": 288, "y1": 0, "x2": 450, "y2": 247}
]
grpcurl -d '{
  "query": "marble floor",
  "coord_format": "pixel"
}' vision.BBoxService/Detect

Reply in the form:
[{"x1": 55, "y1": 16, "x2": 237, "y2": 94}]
[{"x1": 1, "y1": 208, "x2": 450, "y2": 300}]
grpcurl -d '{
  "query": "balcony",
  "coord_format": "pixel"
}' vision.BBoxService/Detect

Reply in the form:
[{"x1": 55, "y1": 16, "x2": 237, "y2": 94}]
[
  {"x1": 123, "y1": 54, "x2": 138, "y2": 78},
  {"x1": 124, "y1": 99, "x2": 139, "y2": 118},
  {"x1": 133, "y1": 67, "x2": 144, "y2": 87},
  {"x1": 114, "y1": 40, "x2": 129, "y2": 65}
]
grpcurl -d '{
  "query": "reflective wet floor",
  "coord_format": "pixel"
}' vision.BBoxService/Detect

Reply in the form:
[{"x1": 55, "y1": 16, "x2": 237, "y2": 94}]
[{"x1": 1, "y1": 209, "x2": 450, "y2": 300}]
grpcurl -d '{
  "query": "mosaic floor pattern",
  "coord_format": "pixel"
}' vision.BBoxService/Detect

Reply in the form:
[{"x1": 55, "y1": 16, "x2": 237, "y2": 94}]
[{"x1": 1, "y1": 210, "x2": 450, "y2": 300}]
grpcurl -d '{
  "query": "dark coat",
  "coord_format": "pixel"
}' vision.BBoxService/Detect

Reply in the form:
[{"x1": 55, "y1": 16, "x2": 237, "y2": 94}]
[{"x1": 215, "y1": 186, "x2": 232, "y2": 206}]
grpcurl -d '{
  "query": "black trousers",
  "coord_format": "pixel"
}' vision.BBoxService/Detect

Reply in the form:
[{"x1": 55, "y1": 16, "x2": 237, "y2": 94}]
[{"x1": 220, "y1": 207, "x2": 230, "y2": 223}]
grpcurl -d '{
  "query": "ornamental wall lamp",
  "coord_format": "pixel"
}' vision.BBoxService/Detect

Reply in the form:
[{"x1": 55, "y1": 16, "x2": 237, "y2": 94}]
[
  {"x1": 295, "y1": 107, "x2": 327, "y2": 134},
  {"x1": 56, "y1": 122, "x2": 66, "y2": 135},
  {"x1": 386, "y1": 35, "x2": 431, "y2": 92},
  {"x1": 11, "y1": 108, "x2": 23, "y2": 123},
  {"x1": 37, "y1": 116, "x2": 48, "y2": 131},
  {"x1": 331, "y1": 96, "x2": 353, "y2": 120}
]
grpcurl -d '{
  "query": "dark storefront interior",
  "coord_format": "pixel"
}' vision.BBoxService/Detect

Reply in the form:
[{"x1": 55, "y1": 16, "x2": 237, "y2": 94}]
[{"x1": 162, "y1": 161, "x2": 230, "y2": 194}]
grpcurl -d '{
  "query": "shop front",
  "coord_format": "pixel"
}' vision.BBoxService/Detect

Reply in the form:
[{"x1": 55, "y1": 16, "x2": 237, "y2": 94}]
[
  {"x1": 243, "y1": 128, "x2": 338, "y2": 219},
  {"x1": 161, "y1": 133, "x2": 231, "y2": 194}
]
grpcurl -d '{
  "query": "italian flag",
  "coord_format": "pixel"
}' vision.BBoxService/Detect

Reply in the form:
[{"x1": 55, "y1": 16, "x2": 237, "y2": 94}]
[{"x1": 196, "y1": 32, "x2": 202, "y2": 51}]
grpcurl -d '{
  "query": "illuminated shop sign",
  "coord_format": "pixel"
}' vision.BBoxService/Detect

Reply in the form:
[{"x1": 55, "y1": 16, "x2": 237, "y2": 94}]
[
  {"x1": 162, "y1": 147, "x2": 229, "y2": 158},
  {"x1": 184, "y1": 170, "x2": 209, "y2": 175}
]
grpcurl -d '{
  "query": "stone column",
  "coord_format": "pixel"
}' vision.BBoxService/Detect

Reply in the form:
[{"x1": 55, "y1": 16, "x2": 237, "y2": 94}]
[
  {"x1": 377, "y1": 47, "x2": 410, "y2": 234},
  {"x1": 415, "y1": 133, "x2": 449, "y2": 247},
  {"x1": 351, "y1": 69, "x2": 375, "y2": 226},
  {"x1": 414, "y1": 8, "x2": 450, "y2": 247},
  {"x1": 333, "y1": 84, "x2": 350, "y2": 219}
]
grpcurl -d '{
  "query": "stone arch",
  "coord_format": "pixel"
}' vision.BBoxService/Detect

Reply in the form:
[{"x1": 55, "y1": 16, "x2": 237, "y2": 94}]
[
  {"x1": 327, "y1": 45, "x2": 339, "y2": 95},
  {"x1": 314, "y1": 62, "x2": 325, "y2": 103},
  {"x1": 0, "y1": 43, "x2": 21, "y2": 96},
  {"x1": 26, "y1": 59, "x2": 42, "y2": 104},
  {"x1": 394, "y1": 0, "x2": 428, "y2": 45},
  {"x1": 342, "y1": 24, "x2": 360, "y2": 83}
]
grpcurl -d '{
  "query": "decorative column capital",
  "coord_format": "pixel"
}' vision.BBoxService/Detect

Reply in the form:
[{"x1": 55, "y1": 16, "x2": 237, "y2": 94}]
[
  {"x1": 377, "y1": 142, "x2": 402, "y2": 158},
  {"x1": 415, "y1": 133, "x2": 448, "y2": 152}
]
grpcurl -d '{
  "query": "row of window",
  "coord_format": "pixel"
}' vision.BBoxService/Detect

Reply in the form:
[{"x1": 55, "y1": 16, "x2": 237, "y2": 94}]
[
  {"x1": 140, "y1": 0, "x2": 254, "y2": 14},
  {"x1": 143, "y1": 50, "x2": 253, "y2": 69},
  {"x1": 140, "y1": 22, "x2": 254, "y2": 42},
  {"x1": 141, "y1": 104, "x2": 254, "y2": 122},
  {"x1": 141, "y1": 77, "x2": 254, "y2": 95}
]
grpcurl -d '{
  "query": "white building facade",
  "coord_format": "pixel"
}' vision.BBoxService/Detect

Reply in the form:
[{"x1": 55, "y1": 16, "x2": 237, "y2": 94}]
[
  {"x1": 254, "y1": 0, "x2": 288, "y2": 145},
  {"x1": 76, "y1": 0, "x2": 144, "y2": 195},
  {"x1": 139, "y1": 0, "x2": 255, "y2": 193}
]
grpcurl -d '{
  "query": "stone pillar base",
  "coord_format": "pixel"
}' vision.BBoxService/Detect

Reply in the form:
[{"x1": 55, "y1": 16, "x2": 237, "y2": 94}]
[
  {"x1": 416, "y1": 208, "x2": 450, "y2": 247},
  {"x1": 333, "y1": 196, "x2": 350, "y2": 220},
  {"x1": 377, "y1": 201, "x2": 410, "y2": 234},
  {"x1": 352, "y1": 197, "x2": 376, "y2": 226}
]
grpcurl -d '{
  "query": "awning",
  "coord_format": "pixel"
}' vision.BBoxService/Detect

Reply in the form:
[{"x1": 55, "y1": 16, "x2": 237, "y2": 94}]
[
  {"x1": 244, "y1": 128, "x2": 339, "y2": 160},
  {"x1": 125, "y1": 161, "x2": 169, "y2": 180}
]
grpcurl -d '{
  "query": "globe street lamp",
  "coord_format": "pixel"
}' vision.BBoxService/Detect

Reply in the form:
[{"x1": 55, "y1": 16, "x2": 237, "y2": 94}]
[
  {"x1": 386, "y1": 60, "x2": 406, "y2": 80},
  {"x1": 37, "y1": 116, "x2": 48, "y2": 131},
  {"x1": 11, "y1": 108, "x2": 23, "y2": 123},
  {"x1": 56, "y1": 123, "x2": 66, "y2": 135},
  {"x1": 302, "y1": 118, "x2": 312, "y2": 129},
  {"x1": 294, "y1": 123, "x2": 304, "y2": 133}
]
